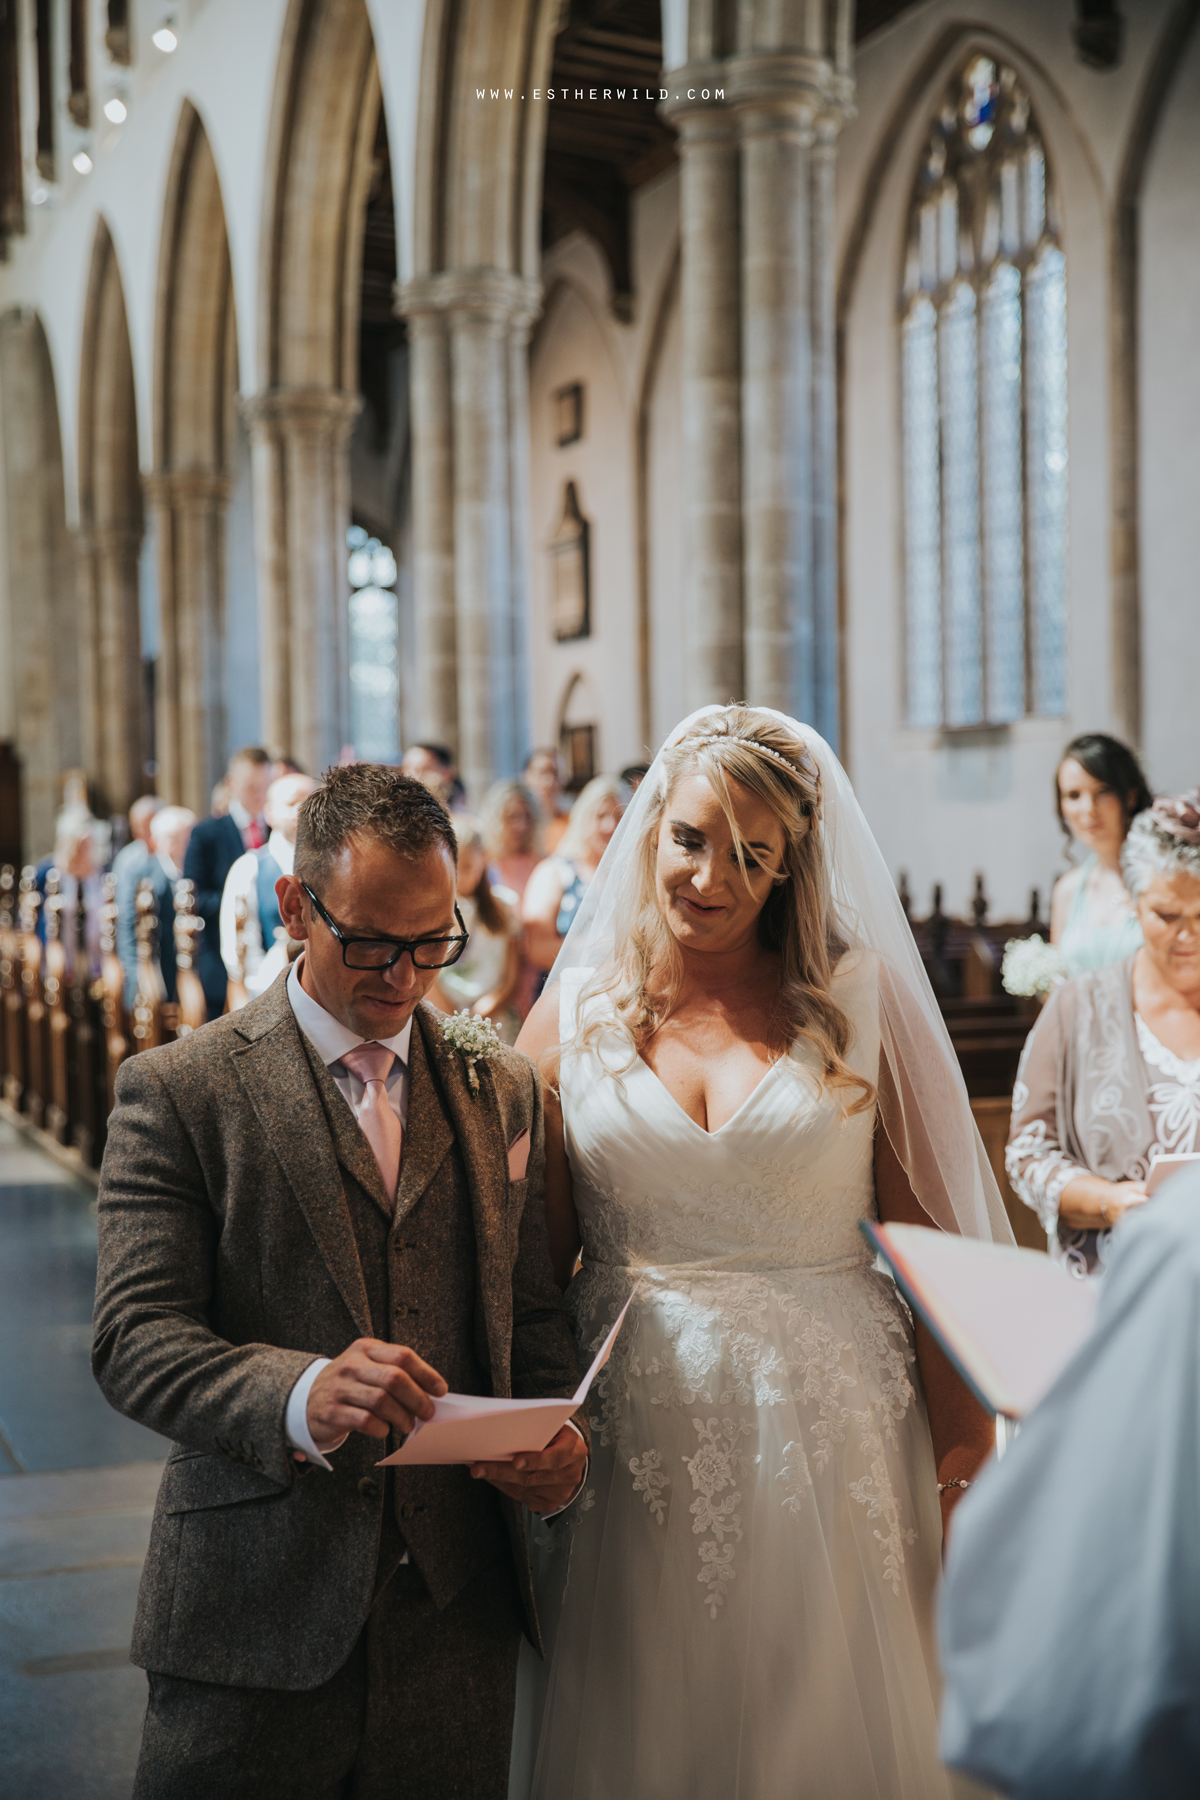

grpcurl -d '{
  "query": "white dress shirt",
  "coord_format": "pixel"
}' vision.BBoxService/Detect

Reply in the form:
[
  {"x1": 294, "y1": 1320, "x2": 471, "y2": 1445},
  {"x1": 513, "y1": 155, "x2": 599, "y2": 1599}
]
[
  {"x1": 220, "y1": 829, "x2": 296, "y2": 995},
  {"x1": 227, "y1": 797, "x2": 266, "y2": 851}
]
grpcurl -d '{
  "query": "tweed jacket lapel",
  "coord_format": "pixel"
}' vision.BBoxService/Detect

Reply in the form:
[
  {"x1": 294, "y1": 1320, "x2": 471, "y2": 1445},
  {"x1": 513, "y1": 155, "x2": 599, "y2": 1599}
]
[
  {"x1": 413, "y1": 1004, "x2": 513, "y2": 1392},
  {"x1": 395, "y1": 1018, "x2": 454, "y2": 1225},
  {"x1": 230, "y1": 978, "x2": 372, "y2": 1336}
]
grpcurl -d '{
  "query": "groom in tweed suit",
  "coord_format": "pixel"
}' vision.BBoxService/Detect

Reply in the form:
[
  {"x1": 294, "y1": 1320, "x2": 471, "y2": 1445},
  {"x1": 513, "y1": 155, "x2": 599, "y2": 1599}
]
[{"x1": 92, "y1": 765, "x2": 587, "y2": 1799}]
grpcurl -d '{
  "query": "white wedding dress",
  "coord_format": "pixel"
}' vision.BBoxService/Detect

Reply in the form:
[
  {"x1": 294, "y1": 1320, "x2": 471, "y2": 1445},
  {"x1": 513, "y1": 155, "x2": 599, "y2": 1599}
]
[{"x1": 512, "y1": 954, "x2": 956, "y2": 1800}]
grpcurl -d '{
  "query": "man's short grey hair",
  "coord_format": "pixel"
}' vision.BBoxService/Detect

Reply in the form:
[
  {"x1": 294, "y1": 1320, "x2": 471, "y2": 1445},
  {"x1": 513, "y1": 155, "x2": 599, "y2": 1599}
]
[
  {"x1": 52, "y1": 804, "x2": 95, "y2": 868},
  {"x1": 150, "y1": 806, "x2": 198, "y2": 849},
  {"x1": 1121, "y1": 810, "x2": 1200, "y2": 898}
]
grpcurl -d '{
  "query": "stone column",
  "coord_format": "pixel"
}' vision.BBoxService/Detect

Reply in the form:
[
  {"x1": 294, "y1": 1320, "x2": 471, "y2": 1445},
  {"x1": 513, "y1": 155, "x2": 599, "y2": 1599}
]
[
  {"x1": 506, "y1": 313, "x2": 536, "y2": 775},
  {"x1": 729, "y1": 54, "x2": 817, "y2": 719},
  {"x1": 397, "y1": 271, "x2": 540, "y2": 802},
  {"x1": 89, "y1": 524, "x2": 144, "y2": 813},
  {"x1": 809, "y1": 110, "x2": 841, "y2": 747},
  {"x1": 242, "y1": 389, "x2": 360, "y2": 774},
  {"x1": 663, "y1": 78, "x2": 744, "y2": 711},
  {"x1": 74, "y1": 530, "x2": 104, "y2": 803},
  {"x1": 400, "y1": 307, "x2": 459, "y2": 749},
  {"x1": 145, "y1": 469, "x2": 231, "y2": 815}
]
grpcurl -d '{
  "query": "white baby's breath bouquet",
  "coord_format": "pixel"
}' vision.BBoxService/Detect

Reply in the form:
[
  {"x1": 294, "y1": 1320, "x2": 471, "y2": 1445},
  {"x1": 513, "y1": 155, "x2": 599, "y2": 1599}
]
[
  {"x1": 1001, "y1": 934, "x2": 1067, "y2": 999},
  {"x1": 440, "y1": 1010, "x2": 502, "y2": 1093}
]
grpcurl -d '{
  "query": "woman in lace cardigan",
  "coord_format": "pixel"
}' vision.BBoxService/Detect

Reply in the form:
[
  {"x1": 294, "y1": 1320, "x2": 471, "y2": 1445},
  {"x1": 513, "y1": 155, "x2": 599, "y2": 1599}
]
[{"x1": 1008, "y1": 792, "x2": 1200, "y2": 1275}]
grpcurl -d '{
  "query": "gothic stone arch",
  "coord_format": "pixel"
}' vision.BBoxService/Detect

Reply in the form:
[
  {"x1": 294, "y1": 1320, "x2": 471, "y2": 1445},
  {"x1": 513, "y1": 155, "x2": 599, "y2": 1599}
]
[
  {"x1": 78, "y1": 218, "x2": 146, "y2": 815},
  {"x1": 0, "y1": 311, "x2": 78, "y2": 854},
  {"x1": 149, "y1": 101, "x2": 238, "y2": 815},
  {"x1": 248, "y1": 0, "x2": 382, "y2": 772}
]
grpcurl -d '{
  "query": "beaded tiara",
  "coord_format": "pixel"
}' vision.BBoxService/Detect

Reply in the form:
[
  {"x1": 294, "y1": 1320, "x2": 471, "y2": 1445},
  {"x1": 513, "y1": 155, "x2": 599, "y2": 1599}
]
[{"x1": 686, "y1": 730, "x2": 812, "y2": 780}]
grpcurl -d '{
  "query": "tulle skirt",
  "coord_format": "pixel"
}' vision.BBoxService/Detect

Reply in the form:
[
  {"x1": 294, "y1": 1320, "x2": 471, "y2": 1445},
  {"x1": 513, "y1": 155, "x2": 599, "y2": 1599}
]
[{"x1": 510, "y1": 1259, "x2": 959, "y2": 1800}]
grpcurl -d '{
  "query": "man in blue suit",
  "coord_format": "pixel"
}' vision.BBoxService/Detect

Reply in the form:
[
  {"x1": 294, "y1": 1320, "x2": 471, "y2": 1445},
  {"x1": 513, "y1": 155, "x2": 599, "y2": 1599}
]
[{"x1": 183, "y1": 747, "x2": 272, "y2": 1019}]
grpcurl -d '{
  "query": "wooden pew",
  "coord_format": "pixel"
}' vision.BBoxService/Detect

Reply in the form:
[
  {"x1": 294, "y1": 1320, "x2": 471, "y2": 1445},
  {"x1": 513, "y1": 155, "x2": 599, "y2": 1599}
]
[
  {"x1": 130, "y1": 877, "x2": 168, "y2": 1052},
  {"x1": 18, "y1": 868, "x2": 47, "y2": 1131},
  {"x1": 41, "y1": 870, "x2": 71, "y2": 1144},
  {"x1": 0, "y1": 865, "x2": 23, "y2": 1110},
  {"x1": 97, "y1": 872, "x2": 127, "y2": 1118},
  {"x1": 172, "y1": 881, "x2": 207, "y2": 1037}
]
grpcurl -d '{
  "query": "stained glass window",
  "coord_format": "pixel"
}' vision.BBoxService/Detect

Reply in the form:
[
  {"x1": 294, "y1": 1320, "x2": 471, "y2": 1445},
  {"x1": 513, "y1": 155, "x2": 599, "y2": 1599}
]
[
  {"x1": 347, "y1": 525, "x2": 399, "y2": 762},
  {"x1": 899, "y1": 54, "x2": 1068, "y2": 728},
  {"x1": 902, "y1": 299, "x2": 942, "y2": 728}
]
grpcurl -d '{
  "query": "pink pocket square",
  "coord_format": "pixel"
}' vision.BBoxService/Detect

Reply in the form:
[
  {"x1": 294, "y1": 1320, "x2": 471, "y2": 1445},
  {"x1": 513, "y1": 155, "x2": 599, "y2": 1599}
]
[{"x1": 507, "y1": 1129, "x2": 530, "y2": 1181}]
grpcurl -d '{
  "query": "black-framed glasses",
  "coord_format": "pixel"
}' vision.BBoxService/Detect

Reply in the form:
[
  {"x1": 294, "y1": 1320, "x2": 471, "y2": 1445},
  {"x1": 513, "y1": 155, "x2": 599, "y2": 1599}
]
[{"x1": 301, "y1": 883, "x2": 470, "y2": 971}]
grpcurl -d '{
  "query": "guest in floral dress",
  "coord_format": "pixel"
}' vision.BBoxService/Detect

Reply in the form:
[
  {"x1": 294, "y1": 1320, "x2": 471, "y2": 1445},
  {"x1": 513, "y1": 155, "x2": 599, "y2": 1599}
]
[{"x1": 1009, "y1": 791, "x2": 1200, "y2": 1274}]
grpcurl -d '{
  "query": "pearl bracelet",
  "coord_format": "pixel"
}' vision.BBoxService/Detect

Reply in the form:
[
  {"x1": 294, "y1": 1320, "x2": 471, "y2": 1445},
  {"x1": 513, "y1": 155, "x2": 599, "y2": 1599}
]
[{"x1": 937, "y1": 1478, "x2": 971, "y2": 1494}]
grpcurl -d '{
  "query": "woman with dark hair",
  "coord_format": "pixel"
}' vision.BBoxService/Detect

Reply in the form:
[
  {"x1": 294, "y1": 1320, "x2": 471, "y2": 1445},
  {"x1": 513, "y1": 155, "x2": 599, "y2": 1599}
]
[{"x1": 1050, "y1": 732, "x2": 1154, "y2": 977}]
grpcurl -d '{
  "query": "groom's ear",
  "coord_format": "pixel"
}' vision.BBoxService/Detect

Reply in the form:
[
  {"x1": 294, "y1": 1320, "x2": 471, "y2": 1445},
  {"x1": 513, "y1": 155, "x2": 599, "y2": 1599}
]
[{"x1": 277, "y1": 875, "x2": 310, "y2": 942}]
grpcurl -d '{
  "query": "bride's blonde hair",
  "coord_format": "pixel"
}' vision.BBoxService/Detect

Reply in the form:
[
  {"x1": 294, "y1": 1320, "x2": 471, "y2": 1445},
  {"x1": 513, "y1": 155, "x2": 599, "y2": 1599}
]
[{"x1": 574, "y1": 707, "x2": 874, "y2": 1113}]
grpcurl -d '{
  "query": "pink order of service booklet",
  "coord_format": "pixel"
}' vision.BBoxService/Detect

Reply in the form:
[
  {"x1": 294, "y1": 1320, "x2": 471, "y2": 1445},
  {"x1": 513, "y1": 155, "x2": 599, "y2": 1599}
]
[
  {"x1": 377, "y1": 1293, "x2": 633, "y2": 1467},
  {"x1": 861, "y1": 1220, "x2": 1099, "y2": 1420}
]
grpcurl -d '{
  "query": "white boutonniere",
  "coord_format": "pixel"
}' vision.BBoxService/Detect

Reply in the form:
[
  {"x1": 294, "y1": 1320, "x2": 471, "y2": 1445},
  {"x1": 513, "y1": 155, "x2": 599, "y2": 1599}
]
[{"x1": 440, "y1": 1010, "x2": 503, "y2": 1094}]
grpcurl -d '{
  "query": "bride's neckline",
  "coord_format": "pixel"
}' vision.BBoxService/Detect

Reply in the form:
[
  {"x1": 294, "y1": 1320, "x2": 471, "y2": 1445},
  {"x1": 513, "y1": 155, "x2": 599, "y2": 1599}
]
[{"x1": 634, "y1": 1052, "x2": 783, "y2": 1138}]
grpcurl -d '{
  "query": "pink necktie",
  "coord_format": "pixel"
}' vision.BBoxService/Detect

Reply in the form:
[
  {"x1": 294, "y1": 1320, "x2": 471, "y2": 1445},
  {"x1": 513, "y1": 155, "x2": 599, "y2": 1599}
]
[{"x1": 339, "y1": 1043, "x2": 403, "y2": 1205}]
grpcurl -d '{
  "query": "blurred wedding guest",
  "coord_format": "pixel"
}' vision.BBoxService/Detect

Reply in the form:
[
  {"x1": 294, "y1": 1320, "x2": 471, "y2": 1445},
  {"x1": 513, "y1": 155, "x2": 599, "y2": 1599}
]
[
  {"x1": 117, "y1": 806, "x2": 197, "y2": 1008},
  {"x1": 1051, "y1": 732, "x2": 1154, "y2": 977},
  {"x1": 481, "y1": 779, "x2": 542, "y2": 902},
  {"x1": 523, "y1": 747, "x2": 569, "y2": 852},
  {"x1": 401, "y1": 741, "x2": 465, "y2": 808},
  {"x1": 521, "y1": 776, "x2": 622, "y2": 981},
  {"x1": 1008, "y1": 792, "x2": 1200, "y2": 1275},
  {"x1": 184, "y1": 746, "x2": 272, "y2": 1018},
  {"x1": 112, "y1": 796, "x2": 165, "y2": 892},
  {"x1": 36, "y1": 805, "x2": 107, "y2": 972},
  {"x1": 428, "y1": 815, "x2": 522, "y2": 1043},
  {"x1": 220, "y1": 772, "x2": 318, "y2": 1002},
  {"x1": 940, "y1": 1163, "x2": 1200, "y2": 1800},
  {"x1": 619, "y1": 762, "x2": 651, "y2": 799}
]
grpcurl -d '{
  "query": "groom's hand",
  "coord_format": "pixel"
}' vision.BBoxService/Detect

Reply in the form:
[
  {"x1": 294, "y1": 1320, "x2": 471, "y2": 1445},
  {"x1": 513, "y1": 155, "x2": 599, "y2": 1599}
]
[
  {"x1": 469, "y1": 1425, "x2": 588, "y2": 1515},
  {"x1": 308, "y1": 1339, "x2": 448, "y2": 1449}
]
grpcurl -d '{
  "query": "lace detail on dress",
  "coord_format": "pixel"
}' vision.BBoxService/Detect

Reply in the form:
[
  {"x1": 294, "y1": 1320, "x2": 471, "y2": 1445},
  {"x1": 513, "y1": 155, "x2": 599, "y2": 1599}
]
[
  {"x1": 778, "y1": 1440, "x2": 814, "y2": 1515},
  {"x1": 1136, "y1": 1015, "x2": 1200, "y2": 1157},
  {"x1": 848, "y1": 1413, "x2": 917, "y2": 1597},
  {"x1": 581, "y1": 1269, "x2": 918, "y2": 1610},
  {"x1": 685, "y1": 1417, "x2": 752, "y2": 1619},
  {"x1": 629, "y1": 1450, "x2": 670, "y2": 1523}
]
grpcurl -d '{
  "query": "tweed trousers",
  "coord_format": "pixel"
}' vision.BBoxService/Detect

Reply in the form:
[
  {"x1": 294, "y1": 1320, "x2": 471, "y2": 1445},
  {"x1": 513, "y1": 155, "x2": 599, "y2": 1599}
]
[{"x1": 133, "y1": 1534, "x2": 524, "y2": 1800}]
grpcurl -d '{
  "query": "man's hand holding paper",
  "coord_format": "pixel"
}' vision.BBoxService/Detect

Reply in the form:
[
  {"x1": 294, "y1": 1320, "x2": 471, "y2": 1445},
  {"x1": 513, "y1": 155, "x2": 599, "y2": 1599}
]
[
  {"x1": 307, "y1": 1339, "x2": 448, "y2": 1447},
  {"x1": 469, "y1": 1423, "x2": 588, "y2": 1514}
]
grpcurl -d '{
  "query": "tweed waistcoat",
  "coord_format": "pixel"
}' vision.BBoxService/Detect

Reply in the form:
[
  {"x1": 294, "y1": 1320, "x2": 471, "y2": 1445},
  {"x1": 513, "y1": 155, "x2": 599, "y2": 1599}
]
[{"x1": 312, "y1": 1022, "x2": 510, "y2": 1607}]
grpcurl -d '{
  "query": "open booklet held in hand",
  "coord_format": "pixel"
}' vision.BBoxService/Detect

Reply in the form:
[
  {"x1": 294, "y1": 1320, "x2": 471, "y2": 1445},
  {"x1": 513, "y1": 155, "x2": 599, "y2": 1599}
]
[
  {"x1": 861, "y1": 1220, "x2": 1099, "y2": 1420},
  {"x1": 377, "y1": 1293, "x2": 634, "y2": 1467}
]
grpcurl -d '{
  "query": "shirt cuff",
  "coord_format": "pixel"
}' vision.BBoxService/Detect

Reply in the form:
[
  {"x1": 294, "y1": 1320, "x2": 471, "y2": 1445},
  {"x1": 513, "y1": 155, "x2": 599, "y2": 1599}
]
[
  {"x1": 284, "y1": 1358, "x2": 347, "y2": 1472},
  {"x1": 542, "y1": 1418, "x2": 589, "y2": 1519}
]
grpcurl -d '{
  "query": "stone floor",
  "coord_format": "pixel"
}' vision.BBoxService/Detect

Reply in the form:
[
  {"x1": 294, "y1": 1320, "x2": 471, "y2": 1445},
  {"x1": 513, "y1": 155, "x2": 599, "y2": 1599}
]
[{"x1": 0, "y1": 1120, "x2": 167, "y2": 1800}]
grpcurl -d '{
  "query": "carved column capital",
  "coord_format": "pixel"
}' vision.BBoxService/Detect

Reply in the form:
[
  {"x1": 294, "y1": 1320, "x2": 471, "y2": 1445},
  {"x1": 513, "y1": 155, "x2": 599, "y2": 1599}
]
[
  {"x1": 239, "y1": 387, "x2": 362, "y2": 444},
  {"x1": 660, "y1": 64, "x2": 734, "y2": 137},
  {"x1": 395, "y1": 268, "x2": 543, "y2": 332}
]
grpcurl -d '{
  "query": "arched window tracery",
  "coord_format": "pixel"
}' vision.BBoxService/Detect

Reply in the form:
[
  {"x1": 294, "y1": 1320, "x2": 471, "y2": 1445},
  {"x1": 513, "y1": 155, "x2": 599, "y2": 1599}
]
[{"x1": 901, "y1": 54, "x2": 1068, "y2": 729}]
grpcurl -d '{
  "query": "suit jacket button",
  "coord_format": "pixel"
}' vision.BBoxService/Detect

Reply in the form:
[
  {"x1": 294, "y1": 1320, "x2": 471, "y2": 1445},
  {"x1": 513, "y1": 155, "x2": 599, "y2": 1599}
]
[{"x1": 358, "y1": 1476, "x2": 380, "y2": 1501}]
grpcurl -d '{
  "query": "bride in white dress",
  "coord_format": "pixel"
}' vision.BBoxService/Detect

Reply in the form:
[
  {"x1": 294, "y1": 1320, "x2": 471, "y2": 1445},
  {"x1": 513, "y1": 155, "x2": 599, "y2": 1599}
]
[{"x1": 512, "y1": 707, "x2": 1012, "y2": 1799}]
